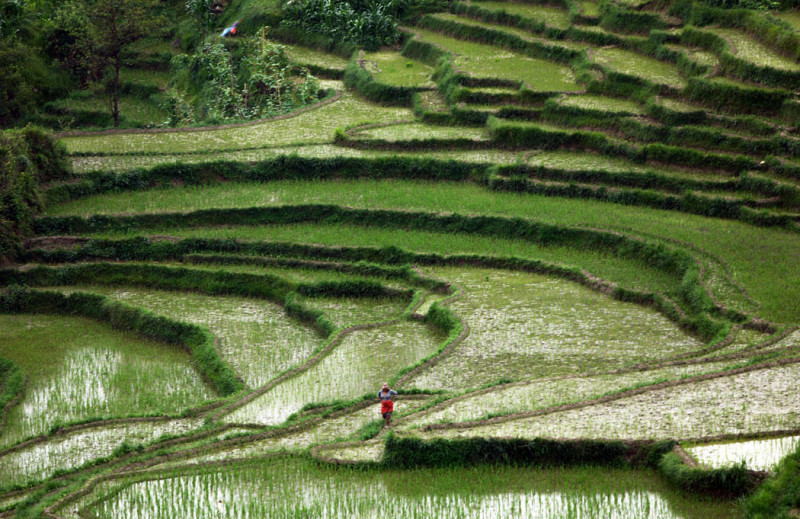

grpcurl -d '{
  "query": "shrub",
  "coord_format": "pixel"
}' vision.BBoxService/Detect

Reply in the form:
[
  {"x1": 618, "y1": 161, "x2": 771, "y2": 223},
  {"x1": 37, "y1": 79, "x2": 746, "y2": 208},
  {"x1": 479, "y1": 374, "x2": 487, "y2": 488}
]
[{"x1": 0, "y1": 126, "x2": 72, "y2": 259}]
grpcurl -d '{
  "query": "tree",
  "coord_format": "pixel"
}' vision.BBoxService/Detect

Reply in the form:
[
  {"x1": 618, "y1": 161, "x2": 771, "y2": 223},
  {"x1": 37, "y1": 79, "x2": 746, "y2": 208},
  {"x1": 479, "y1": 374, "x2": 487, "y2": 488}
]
[
  {"x1": 185, "y1": 0, "x2": 216, "y2": 41},
  {"x1": 86, "y1": 0, "x2": 160, "y2": 128}
]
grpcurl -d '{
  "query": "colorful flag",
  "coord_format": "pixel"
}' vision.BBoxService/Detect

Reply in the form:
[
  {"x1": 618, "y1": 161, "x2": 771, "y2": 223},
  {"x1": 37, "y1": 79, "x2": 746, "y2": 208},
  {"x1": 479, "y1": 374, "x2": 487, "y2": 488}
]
[{"x1": 221, "y1": 20, "x2": 240, "y2": 37}]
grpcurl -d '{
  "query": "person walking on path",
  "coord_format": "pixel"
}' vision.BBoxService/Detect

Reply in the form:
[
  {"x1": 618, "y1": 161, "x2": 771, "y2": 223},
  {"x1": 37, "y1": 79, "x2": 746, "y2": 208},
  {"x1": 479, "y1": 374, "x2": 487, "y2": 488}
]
[{"x1": 378, "y1": 383, "x2": 397, "y2": 426}]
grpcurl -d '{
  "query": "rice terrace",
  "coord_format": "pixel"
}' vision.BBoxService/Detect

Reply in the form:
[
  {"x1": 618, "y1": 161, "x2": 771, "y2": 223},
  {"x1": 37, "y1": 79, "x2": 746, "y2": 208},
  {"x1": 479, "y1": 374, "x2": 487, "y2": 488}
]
[{"x1": 2, "y1": 0, "x2": 800, "y2": 516}]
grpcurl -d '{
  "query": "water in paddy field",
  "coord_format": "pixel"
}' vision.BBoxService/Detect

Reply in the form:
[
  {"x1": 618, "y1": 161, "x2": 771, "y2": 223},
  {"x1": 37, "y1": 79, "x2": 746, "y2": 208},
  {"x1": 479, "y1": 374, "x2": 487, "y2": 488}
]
[
  {"x1": 86, "y1": 458, "x2": 735, "y2": 519},
  {"x1": 688, "y1": 435, "x2": 800, "y2": 472}
]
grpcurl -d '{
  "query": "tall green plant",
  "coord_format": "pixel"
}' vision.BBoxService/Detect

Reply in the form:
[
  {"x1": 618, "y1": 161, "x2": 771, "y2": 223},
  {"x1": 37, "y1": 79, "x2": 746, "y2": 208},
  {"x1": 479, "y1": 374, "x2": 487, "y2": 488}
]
[
  {"x1": 282, "y1": 0, "x2": 409, "y2": 50},
  {"x1": 171, "y1": 32, "x2": 320, "y2": 122}
]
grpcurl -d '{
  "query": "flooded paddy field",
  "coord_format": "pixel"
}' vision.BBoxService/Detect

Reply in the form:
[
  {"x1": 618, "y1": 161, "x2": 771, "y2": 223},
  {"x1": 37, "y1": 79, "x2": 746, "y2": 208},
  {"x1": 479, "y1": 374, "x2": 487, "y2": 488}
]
[
  {"x1": 56, "y1": 286, "x2": 323, "y2": 388},
  {"x1": 70, "y1": 457, "x2": 737, "y2": 519},
  {"x1": 417, "y1": 362, "x2": 800, "y2": 441},
  {"x1": 406, "y1": 267, "x2": 703, "y2": 390},
  {"x1": 0, "y1": 314, "x2": 213, "y2": 447},
  {"x1": 224, "y1": 321, "x2": 444, "y2": 425}
]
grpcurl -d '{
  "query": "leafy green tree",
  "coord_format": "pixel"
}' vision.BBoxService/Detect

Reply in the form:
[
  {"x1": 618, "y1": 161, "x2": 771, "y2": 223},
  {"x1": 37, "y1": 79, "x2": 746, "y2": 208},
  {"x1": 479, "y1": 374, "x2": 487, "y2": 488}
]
[
  {"x1": 185, "y1": 0, "x2": 216, "y2": 40},
  {"x1": 88, "y1": 0, "x2": 161, "y2": 128},
  {"x1": 46, "y1": 0, "x2": 160, "y2": 127}
]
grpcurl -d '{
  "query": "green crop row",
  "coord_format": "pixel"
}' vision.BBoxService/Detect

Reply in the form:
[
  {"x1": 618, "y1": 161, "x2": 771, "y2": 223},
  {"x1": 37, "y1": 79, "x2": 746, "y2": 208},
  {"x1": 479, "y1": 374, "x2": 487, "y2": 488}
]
[
  {"x1": 684, "y1": 77, "x2": 795, "y2": 117},
  {"x1": 417, "y1": 14, "x2": 582, "y2": 64},
  {"x1": 450, "y1": 2, "x2": 623, "y2": 46},
  {"x1": 681, "y1": 27, "x2": 800, "y2": 91},
  {"x1": 0, "y1": 262, "x2": 411, "y2": 339},
  {"x1": 0, "y1": 356, "x2": 24, "y2": 433},
  {"x1": 41, "y1": 154, "x2": 800, "y2": 228},
  {"x1": 0, "y1": 286, "x2": 242, "y2": 396},
  {"x1": 486, "y1": 117, "x2": 763, "y2": 174},
  {"x1": 658, "y1": 450, "x2": 761, "y2": 496},
  {"x1": 333, "y1": 126, "x2": 494, "y2": 152},
  {"x1": 384, "y1": 435, "x2": 762, "y2": 496},
  {"x1": 488, "y1": 174, "x2": 760, "y2": 223},
  {"x1": 269, "y1": 26, "x2": 358, "y2": 60},
  {"x1": 599, "y1": 2, "x2": 670, "y2": 35},
  {"x1": 0, "y1": 263, "x2": 293, "y2": 304},
  {"x1": 383, "y1": 434, "x2": 646, "y2": 468},
  {"x1": 540, "y1": 100, "x2": 800, "y2": 161},
  {"x1": 687, "y1": 3, "x2": 800, "y2": 62},
  {"x1": 182, "y1": 254, "x2": 450, "y2": 293},
  {"x1": 343, "y1": 60, "x2": 417, "y2": 107},
  {"x1": 28, "y1": 204, "x2": 738, "y2": 339}
]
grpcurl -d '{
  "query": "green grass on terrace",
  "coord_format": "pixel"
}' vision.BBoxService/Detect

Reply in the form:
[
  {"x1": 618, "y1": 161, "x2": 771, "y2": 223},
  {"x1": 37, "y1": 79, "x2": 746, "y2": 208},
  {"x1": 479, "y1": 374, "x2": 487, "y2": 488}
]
[
  {"x1": 361, "y1": 52, "x2": 435, "y2": 87},
  {"x1": 579, "y1": 0, "x2": 600, "y2": 16},
  {"x1": 86, "y1": 221, "x2": 681, "y2": 297},
  {"x1": 68, "y1": 146, "x2": 522, "y2": 173},
  {"x1": 558, "y1": 94, "x2": 645, "y2": 114},
  {"x1": 61, "y1": 87, "x2": 412, "y2": 155},
  {"x1": 48, "y1": 179, "x2": 800, "y2": 324},
  {"x1": 663, "y1": 44, "x2": 720, "y2": 68},
  {"x1": 465, "y1": 1, "x2": 572, "y2": 29},
  {"x1": 774, "y1": 10, "x2": 800, "y2": 33},
  {"x1": 588, "y1": 47, "x2": 687, "y2": 89},
  {"x1": 284, "y1": 44, "x2": 350, "y2": 70},
  {"x1": 409, "y1": 27, "x2": 582, "y2": 91},
  {"x1": 351, "y1": 122, "x2": 489, "y2": 141},
  {"x1": 63, "y1": 95, "x2": 168, "y2": 127},
  {"x1": 427, "y1": 13, "x2": 591, "y2": 51},
  {"x1": 707, "y1": 28, "x2": 800, "y2": 72}
]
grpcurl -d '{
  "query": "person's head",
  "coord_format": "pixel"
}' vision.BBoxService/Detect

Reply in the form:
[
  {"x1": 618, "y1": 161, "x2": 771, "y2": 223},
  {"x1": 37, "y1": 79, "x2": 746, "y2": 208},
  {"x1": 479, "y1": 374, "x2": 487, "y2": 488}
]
[{"x1": 382, "y1": 382, "x2": 389, "y2": 392}]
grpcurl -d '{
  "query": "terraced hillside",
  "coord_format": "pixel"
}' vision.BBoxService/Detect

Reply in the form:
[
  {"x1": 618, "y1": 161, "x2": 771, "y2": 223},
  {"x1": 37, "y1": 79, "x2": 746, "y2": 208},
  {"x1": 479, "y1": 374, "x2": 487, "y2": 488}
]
[{"x1": 2, "y1": 0, "x2": 800, "y2": 517}]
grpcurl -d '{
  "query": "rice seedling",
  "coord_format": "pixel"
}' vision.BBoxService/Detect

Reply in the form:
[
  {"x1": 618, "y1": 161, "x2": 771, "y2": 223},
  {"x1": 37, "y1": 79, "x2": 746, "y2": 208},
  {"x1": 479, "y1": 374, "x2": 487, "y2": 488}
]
[
  {"x1": 399, "y1": 359, "x2": 736, "y2": 428},
  {"x1": 422, "y1": 362, "x2": 800, "y2": 440},
  {"x1": 56, "y1": 286, "x2": 322, "y2": 389},
  {"x1": 405, "y1": 266, "x2": 703, "y2": 390},
  {"x1": 224, "y1": 321, "x2": 443, "y2": 424},
  {"x1": 579, "y1": 1, "x2": 600, "y2": 16},
  {"x1": 74, "y1": 177, "x2": 800, "y2": 324},
  {"x1": 416, "y1": 90, "x2": 449, "y2": 111},
  {"x1": 176, "y1": 400, "x2": 430, "y2": 465},
  {"x1": 284, "y1": 45, "x2": 350, "y2": 70},
  {"x1": 663, "y1": 44, "x2": 720, "y2": 68},
  {"x1": 61, "y1": 88, "x2": 413, "y2": 155},
  {"x1": 299, "y1": 296, "x2": 408, "y2": 327},
  {"x1": 82, "y1": 457, "x2": 737, "y2": 518},
  {"x1": 708, "y1": 28, "x2": 800, "y2": 72},
  {"x1": 91, "y1": 221, "x2": 681, "y2": 296},
  {"x1": 410, "y1": 27, "x2": 582, "y2": 91},
  {"x1": 468, "y1": 2, "x2": 572, "y2": 29},
  {"x1": 350, "y1": 122, "x2": 488, "y2": 141},
  {"x1": 558, "y1": 94, "x2": 645, "y2": 114},
  {"x1": 589, "y1": 47, "x2": 687, "y2": 88},
  {"x1": 0, "y1": 419, "x2": 200, "y2": 487},
  {"x1": 0, "y1": 314, "x2": 213, "y2": 447},
  {"x1": 774, "y1": 10, "x2": 800, "y2": 33},
  {"x1": 687, "y1": 435, "x2": 800, "y2": 472},
  {"x1": 360, "y1": 52, "x2": 435, "y2": 87}
]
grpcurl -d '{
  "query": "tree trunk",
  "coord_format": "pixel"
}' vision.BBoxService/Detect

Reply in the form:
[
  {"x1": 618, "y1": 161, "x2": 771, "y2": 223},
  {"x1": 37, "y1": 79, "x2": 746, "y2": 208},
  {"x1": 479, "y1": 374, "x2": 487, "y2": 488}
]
[{"x1": 112, "y1": 58, "x2": 121, "y2": 128}]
